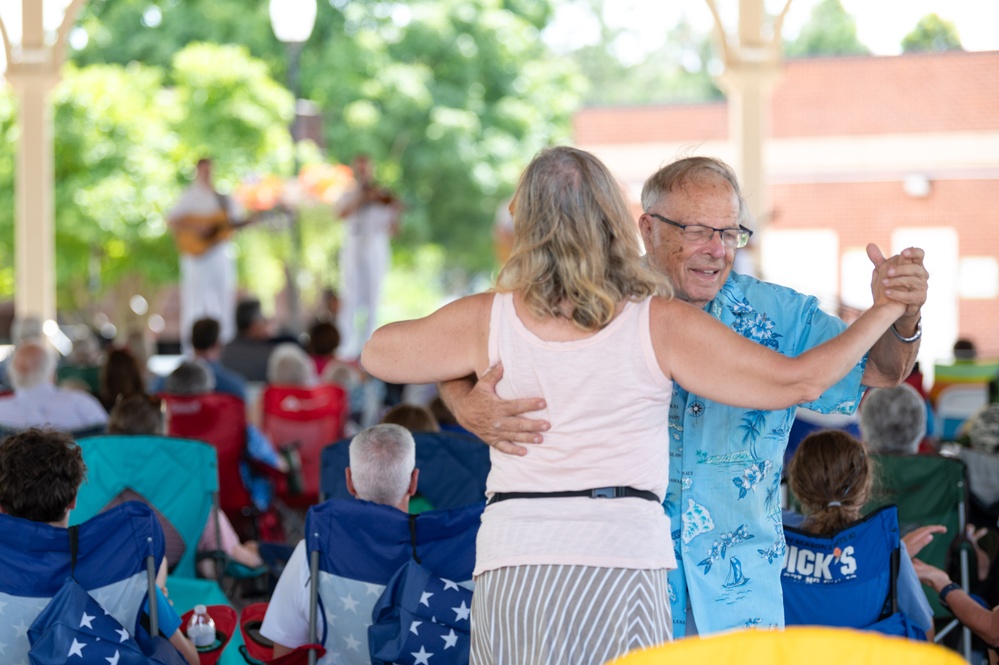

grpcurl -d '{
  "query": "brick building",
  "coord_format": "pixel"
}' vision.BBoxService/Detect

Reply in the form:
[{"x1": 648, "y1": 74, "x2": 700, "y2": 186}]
[{"x1": 574, "y1": 50, "x2": 999, "y2": 370}]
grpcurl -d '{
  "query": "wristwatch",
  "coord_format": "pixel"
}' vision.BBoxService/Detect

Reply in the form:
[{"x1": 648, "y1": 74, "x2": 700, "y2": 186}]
[{"x1": 939, "y1": 582, "x2": 962, "y2": 608}]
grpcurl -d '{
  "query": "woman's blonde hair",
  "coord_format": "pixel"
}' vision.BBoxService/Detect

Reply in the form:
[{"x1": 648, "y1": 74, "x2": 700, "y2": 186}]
[
  {"x1": 788, "y1": 430, "x2": 874, "y2": 535},
  {"x1": 496, "y1": 146, "x2": 669, "y2": 331}
]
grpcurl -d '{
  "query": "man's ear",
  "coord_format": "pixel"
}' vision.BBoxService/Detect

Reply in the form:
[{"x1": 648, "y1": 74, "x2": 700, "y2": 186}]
[
  {"x1": 637, "y1": 213, "x2": 654, "y2": 248},
  {"x1": 345, "y1": 468, "x2": 359, "y2": 498},
  {"x1": 407, "y1": 468, "x2": 419, "y2": 498}
]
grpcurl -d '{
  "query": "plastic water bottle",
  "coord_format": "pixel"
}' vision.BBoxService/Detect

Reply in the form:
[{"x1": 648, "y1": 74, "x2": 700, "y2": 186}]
[{"x1": 187, "y1": 604, "x2": 216, "y2": 649}]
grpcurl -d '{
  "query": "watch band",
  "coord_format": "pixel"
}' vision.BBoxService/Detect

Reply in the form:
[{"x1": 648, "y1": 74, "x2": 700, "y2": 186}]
[{"x1": 939, "y1": 582, "x2": 962, "y2": 608}]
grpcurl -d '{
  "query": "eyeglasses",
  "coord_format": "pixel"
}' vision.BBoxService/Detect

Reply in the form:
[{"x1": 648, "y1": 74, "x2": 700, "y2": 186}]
[{"x1": 649, "y1": 213, "x2": 753, "y2": 249}]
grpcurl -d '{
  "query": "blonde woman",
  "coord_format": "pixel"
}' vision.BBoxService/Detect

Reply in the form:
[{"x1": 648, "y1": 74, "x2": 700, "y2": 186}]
[{"x1": 361, "y1": 147, "x2": 906, "y2": 665}]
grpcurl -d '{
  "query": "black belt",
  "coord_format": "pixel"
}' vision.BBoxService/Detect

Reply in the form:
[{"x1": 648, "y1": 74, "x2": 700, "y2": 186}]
[{"x1": 487, "y1": 486, "x2": 660, "y2": 506}]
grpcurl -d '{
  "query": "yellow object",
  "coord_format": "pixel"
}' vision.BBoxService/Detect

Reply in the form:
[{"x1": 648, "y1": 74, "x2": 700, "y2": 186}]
[{"x1": 606, "y1": 627, "x2": 963, "y2": 665}]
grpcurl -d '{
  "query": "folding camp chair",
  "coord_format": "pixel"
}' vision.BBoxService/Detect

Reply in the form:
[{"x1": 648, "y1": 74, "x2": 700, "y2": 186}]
[
  {"x1": 319, "y1": 430, "x2": 491, "y2": 508},
  {"x1": 864, "y1": 454, "x2": 973, "y2": 660},
  {"x1": 935, "y1": 384, "x2": 988, "y2": 440},
  {"x1": 261, "y1": 384, "x2": 348, "y2": 509},
  {"x1": 607, "y1": 626, "x2": 964, "y2": 665},
  {"x1": 782, "y1": 505, "x2": 924, "y2": 638},
  {"x1": 300, "y1": 499, "x2": 483, "y2": 665},
  {"x1": 160, "y1": 392, "x2": 255, "y2": 529},
  {"x1": 0, "y1": 502, "x2": 166, "y2": 664}
]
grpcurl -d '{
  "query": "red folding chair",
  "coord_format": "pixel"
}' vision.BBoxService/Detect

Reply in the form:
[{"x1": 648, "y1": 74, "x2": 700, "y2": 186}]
[
  {"x1": 262, "y1": 384, "x2": 347, "y2": 509},
  {"x1": 161, "y1": 392, "x2": 253, "y2": 527}
]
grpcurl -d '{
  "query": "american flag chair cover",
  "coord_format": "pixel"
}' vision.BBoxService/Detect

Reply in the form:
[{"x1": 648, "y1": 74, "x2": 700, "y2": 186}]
[
  {"x1": 0, "y1": 502, "x2": 166, "y2": 665},
  {"x1": 303, "y1": 499, "x2": 483, "y2": 665}
]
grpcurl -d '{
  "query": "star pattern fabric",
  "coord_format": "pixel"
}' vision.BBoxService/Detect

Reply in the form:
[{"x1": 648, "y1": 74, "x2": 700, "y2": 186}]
[
  {"x1": 0, "y1": 575, "x2": 146, "y2": 665},
  {"x1": 25, "y1": 578, "x2": 160, "y2": 665},
  {"x1": 369, "y1": 560, "x2": 473, "y2": 665}
]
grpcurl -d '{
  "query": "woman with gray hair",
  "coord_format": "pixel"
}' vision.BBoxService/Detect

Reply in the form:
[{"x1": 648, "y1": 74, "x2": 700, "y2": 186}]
[
  {"x1": 859, "y1": 383, "x2": 928, "y2": 454},
  {"x1": 267, "y1": 343, "x2": 318, "y2": 387}
]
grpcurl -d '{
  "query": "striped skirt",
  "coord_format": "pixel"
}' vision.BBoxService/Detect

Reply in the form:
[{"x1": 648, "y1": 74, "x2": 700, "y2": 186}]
[{"x1": 470, "y1": 564, "x2": 672, "y2": 665}]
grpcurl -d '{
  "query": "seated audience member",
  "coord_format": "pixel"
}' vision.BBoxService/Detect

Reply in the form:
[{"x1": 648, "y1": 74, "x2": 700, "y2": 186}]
[
  {"x1": 380, "y1": 403, "x2": 440, "y2": 433},
  {"x1": 220, "y1": 299, "x2": 277, "y2": 382},
  {"x1": 859, "y1": 383, "x2": 929, "y2": 455},
  {"x1": 152, "y1": 317, "x2": 247, "y2": 401},
  {"x1": 0, "y1": 316, "x2": 42, "y2": 390},
  {"x1": 106, "y1": 393, "x2": 264, "y2": 576},
  {"x1": 785, "y1": 429, "x2": 936, "y2": 640},
  {"x1": 163, "y1": 360, "x2": 288, "y2": 511},
  {"x1": 100, "y1": 347, "x2": 147, "y2": 412},
  {"x1": 954, "y1": 338, "x2": 978, "y2": 362},
  {"x1": 307, "y1": 320, "x2": 340, "y2": 376},
  {"x1": 260, "y1": 424, "x2": 419, "y2": 657},
  {"x1": 913, "y1": 552, "x2": 999, "y2": 649},
  {"x1": 0, "y1": 428, "x2": 198, "y2": 665},
  {"x1": 267, "y1": 343, "x2": 318, "y2": 387},
  {"x1": 0, "y1": 340, "x2": 107, "y2": 432}
]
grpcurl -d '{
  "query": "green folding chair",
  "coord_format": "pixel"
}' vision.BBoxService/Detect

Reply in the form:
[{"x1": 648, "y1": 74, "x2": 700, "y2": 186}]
[{"x1": 864, "y1": 454, "x2": 972, "y2": 660}]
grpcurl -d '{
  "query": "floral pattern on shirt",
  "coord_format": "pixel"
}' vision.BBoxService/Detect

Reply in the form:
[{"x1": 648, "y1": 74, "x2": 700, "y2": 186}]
[{"x1": 664, "y1": 272, "x2": 868, "y2": 637}]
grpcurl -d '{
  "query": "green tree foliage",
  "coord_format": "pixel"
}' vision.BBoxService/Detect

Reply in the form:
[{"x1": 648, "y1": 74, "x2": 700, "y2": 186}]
[
  {"x1": 560, "y1": 3, "x2": 722, "y2": 106},
  {"x1": 69, "y1": 0, "x2": 581, "y2": 279},
  {"x1": 902, "y1": 14, "x2": 963, "y2": 54},
  {"x1": 0, "y1": 43, "x2": 295, "y2": 314},
  {"x1": 785, "y1": 0, "x2": 870, "y2": 58}
]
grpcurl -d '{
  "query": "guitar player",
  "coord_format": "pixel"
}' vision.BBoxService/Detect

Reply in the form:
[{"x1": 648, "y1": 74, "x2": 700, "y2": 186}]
[{"x1": 168, "y1": 157, "x2": 240, "y2": 350}]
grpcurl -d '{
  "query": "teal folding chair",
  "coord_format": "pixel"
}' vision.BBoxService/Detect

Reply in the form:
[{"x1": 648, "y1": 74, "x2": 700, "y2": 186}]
[{"x1": 73, "y1": 434, "x2": 246, "y2": 665}]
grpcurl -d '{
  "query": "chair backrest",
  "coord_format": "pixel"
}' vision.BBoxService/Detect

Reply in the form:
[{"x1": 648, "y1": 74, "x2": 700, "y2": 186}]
[
  {"x1": 782, "y1": 505, "x2": 899, "y2": 631},
  {"x1": 161, "y1": 392, "x2": 251, "y2": 519},
  {"x1": 935, "y1": 384, "x2": 988, "y2": 440},
  {"x1": 0, "y1": 502, "x2": 165, "y2": 664},
  {"x1": 262, "y1": 384, "x2": 347, "y2": 507},
  {"x1": 304, "y1": 499, "x2": 482, "y2": 665},
  {"x1": 320, "y1": 431, "x2": 491, "y2": 508},
  {"x1": 864, "y1": 454, "x2": 967, "y2": 618},
  {"x1": 72, "y1": 434, "x2": 218, "y2": 580}
]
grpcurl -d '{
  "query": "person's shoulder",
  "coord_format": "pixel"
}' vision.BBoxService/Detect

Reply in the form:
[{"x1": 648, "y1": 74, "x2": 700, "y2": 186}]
[{"x1": 725, "y1": 272, "x2": 819, "y2": 307}]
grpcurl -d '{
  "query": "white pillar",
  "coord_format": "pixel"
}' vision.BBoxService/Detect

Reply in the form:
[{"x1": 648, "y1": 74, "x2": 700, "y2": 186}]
[
  {"x1": 2, "y1": 0, "x2": 87, "y2": 323},
  {"x1": 705, "y1": 0, "x2": 793, "y2": 227},
  {"x1": 8, "y1": 67, "x2": 59, "y2": 322}
]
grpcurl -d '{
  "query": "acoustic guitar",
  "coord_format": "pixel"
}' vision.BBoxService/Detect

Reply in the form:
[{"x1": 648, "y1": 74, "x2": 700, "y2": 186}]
[{"x1": 171, "y1": 211, "x2": 255, "y2": 256}]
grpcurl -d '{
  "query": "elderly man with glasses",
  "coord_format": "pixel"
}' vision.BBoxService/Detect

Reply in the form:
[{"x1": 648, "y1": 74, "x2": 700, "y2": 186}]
[{"x1": 440, "y1": 155, "x2": 929, "y2": 639}]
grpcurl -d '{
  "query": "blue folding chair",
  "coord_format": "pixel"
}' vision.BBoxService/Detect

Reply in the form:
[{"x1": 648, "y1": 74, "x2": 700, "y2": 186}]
[
  {"x1": 73, "y1": 434, "x2": 246, "y2": 664},
  {"x1": 319, "y1": 431, "x2": 490, "y2": 508},
  {"x1": 782, "y1": 505, "x2": 925, "y2": 639},
  {"x1": 295, "y1": 499, "x2": 482, "y2": 665},
  {"x1": 0, "y1": 502, "x2": 165, "y2": 664}
]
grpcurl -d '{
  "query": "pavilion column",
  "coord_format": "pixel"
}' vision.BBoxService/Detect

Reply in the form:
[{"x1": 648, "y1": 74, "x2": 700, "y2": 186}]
[
  {"x1": 7, "y1": 66, "x2": 59, "y2": 322},
  {"x1": 705, "y1": 0, "x2": 792, "y2": 240},
  {"x1": 2, "y1": 0, "x2": 86, "y2": 323}
]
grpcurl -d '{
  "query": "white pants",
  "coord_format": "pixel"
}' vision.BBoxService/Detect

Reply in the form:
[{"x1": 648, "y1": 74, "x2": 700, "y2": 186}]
[
  {"x1": 337, "y1": 235, "x2": 389, "y2": 357},
  {"x1": 180, "y1": 242, "x2": 236, "y2": 348}
]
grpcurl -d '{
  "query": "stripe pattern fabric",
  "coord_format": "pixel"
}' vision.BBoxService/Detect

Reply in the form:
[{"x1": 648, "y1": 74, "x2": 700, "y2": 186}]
[{"x1": 470, "y1": 564, "x2": 671, "y2": 665}]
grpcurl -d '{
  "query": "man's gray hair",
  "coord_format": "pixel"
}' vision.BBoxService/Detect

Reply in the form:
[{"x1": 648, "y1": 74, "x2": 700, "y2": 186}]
[
  {"x1": 349, "y1": 424, "x2": 416, "y2": 507},
  {"x1": 8, "y1": 340, "x2": 56, "y2": 390},
  {"x1": 163, "y1": 359, "x2": 216, "y2": 395},
  {"x1": 267, "y1": 343, "x2": 317, "y2": 387},
  {"x1": 640, "y1": 155, "x2": 752, "y2": 228},
  {"x1": 859, "y1": 384, "x2": 927, "y2": 454}
]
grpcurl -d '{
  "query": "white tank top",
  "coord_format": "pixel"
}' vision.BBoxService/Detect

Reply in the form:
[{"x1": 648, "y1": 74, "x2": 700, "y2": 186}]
[{"x1": 474, "y1": 292, "x2": 676, "y2": 574}]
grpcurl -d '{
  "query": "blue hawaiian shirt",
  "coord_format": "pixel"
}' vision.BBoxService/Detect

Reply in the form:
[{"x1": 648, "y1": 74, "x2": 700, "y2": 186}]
[{"x1": 664, "y1": 272, "x2": 868, "y2": 637}]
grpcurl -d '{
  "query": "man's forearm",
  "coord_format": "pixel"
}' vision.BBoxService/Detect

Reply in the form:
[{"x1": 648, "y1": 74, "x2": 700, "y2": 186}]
[
  {"x1": 862, "y1": 314, "x2": 921, "y2": 388},
  {"x1": 438, "y1": 375, "x2": 477, "y2": 423}
]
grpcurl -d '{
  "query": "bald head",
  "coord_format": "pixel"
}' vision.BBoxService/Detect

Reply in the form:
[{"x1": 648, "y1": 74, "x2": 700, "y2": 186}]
[{"x1": 9, "y1": 341, "x2": 56, "y2": 391}]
